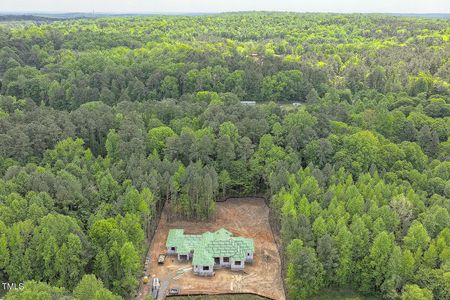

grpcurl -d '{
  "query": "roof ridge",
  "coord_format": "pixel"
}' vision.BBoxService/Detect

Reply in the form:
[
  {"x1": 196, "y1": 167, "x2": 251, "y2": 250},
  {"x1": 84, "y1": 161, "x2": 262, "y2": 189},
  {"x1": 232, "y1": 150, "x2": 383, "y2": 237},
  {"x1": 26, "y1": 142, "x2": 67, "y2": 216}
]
[{"x1": 166, "y1": 228, "x2": 254, "y2": 266}]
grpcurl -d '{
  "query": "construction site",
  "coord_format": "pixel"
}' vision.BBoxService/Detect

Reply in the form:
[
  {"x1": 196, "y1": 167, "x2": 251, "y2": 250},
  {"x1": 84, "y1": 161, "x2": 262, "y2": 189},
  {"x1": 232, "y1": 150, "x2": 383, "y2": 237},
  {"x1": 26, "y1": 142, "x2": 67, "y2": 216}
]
[{"x1": 138, "y1": 197, "x2": 285, "y2": 300}]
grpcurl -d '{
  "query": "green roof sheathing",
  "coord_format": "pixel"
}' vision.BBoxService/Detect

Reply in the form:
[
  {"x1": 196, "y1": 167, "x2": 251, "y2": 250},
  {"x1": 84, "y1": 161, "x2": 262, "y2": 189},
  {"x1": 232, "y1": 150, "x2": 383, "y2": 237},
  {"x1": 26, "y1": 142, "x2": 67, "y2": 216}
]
[
  {"x1": 166, "y1": 229, "x2": 184, "y2": 247},
  {"x1": 166, "y1": 228, "x2": 254, "y2": 266},
  {"x1": 192, "y1": 247, "x2": 214, "y2": 266}
]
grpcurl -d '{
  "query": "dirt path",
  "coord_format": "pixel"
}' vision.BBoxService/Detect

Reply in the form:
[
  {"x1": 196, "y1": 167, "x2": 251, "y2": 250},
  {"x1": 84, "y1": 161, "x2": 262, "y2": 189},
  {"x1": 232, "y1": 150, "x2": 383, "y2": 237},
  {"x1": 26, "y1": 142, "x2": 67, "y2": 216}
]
[{"x1": 138, "y1": 197, "x2": 285, "y2": 300}]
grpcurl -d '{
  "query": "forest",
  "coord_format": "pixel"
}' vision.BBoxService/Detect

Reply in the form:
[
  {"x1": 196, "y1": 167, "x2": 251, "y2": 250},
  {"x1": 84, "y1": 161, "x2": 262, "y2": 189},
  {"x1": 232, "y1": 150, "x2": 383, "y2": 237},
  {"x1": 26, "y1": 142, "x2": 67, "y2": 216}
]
[{"x1": 0, "y1": 12, "x2": 449, "y2": 299}]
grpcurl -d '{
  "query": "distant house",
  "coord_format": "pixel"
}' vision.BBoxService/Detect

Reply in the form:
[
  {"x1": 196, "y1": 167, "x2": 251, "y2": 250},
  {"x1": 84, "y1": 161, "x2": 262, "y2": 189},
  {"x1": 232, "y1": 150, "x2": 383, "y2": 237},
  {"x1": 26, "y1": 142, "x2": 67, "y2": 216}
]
[
  {"x1": 166, "y1": 228, "x2": 254, "y2": 276},
  {"x1": 240, "y1": 101, "x2": 256, "y2": 106}
]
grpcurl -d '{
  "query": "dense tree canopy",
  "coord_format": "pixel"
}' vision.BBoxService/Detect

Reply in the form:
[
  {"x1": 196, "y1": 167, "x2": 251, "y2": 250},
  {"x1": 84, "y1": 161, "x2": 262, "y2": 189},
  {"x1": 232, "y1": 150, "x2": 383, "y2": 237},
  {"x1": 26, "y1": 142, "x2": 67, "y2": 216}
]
[{"x1": 0, "y1": 12, "x2": 449, "y2": 299}]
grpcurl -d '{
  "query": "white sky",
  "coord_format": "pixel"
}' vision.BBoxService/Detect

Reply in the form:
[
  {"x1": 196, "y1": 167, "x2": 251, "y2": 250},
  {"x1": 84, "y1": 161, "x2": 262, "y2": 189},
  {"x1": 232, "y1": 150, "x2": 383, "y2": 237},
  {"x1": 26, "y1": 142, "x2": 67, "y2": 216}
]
[{"x1": 0, "y1": 0, "x2": 449, "y2": 14}]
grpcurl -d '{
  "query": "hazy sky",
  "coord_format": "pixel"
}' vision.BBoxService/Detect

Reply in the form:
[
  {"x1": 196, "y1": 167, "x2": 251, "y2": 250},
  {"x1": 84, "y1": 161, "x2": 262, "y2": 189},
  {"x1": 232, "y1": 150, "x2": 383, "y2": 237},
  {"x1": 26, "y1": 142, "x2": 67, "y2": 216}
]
[{"x1": 1, "y1": 0, "x2": 449, "y2": 14}]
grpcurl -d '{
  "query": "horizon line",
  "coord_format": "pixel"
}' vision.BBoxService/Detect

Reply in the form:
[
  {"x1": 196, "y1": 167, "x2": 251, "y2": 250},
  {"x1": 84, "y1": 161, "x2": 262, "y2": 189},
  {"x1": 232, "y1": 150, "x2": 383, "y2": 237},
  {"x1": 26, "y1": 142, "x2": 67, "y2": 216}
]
[{"x1": 1, "y1": 10, "x2": 450, "y2": 15}]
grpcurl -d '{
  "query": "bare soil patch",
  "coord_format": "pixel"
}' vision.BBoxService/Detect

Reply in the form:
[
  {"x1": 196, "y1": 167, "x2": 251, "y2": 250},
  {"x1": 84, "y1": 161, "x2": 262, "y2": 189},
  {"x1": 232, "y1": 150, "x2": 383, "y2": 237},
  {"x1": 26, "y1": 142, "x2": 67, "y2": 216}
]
[{"x1": 138, "y1": 197, "x2": 285, "y2": 300}]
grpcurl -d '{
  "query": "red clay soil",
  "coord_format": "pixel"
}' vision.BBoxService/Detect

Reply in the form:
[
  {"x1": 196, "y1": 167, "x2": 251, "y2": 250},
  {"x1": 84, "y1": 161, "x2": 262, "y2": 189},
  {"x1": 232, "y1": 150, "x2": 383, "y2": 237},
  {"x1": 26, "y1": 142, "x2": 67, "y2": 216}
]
[{"x1": 137, "y1": 197, "x2": 285, "y2": 300}]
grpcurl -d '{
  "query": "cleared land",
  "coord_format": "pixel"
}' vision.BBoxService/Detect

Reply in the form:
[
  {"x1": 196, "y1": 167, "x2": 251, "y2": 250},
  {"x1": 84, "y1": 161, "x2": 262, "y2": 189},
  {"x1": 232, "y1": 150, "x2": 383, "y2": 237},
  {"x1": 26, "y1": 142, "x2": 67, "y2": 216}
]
[
  {"x1": 138, "y1": 198, "x2": 285, "y2": 300},
  {"x1": 168, "y1": 295, "x2": 266, "y2": 300}
]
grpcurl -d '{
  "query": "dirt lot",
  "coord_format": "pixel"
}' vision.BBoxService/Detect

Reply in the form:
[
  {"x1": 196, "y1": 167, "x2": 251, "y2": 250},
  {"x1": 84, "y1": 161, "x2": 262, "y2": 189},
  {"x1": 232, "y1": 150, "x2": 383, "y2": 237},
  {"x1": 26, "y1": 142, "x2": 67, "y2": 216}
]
[
  {"x1": 168, "y1": 295, "x2": 267, "y2": 300},
  {"x1": 138, "y1": 197, "x2": 285, "y2": 300}
]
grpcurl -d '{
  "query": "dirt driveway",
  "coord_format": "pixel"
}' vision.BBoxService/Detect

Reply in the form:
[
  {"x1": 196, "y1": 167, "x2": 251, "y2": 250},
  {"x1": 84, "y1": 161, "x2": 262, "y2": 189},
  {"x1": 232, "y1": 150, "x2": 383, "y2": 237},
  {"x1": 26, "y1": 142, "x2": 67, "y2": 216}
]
[{"x1": 138, "y1": 197, "x2": 285, "y2": 300}]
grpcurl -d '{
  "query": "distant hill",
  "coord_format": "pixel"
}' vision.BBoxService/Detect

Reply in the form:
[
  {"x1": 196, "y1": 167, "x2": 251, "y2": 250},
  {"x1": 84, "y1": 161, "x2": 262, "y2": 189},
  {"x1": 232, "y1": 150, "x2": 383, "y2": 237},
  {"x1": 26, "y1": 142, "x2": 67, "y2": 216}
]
[
  {"x1": 0, "y1": 15, "x2": 65, "y2": 22},
  {"x1": 0, "y1": 12, "x2": 214, "y2": 21},
  {"x1": 387, "y1": 13, "x2": 450, "y2": 19},
  {"x1": 0, "y1": 12, "x2": 449, "y2": 21}
]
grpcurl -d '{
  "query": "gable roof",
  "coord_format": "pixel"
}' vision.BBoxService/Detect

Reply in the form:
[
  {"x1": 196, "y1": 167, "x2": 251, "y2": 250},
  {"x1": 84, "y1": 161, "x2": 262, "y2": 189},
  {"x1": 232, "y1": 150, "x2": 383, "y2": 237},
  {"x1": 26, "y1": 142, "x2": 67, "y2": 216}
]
[
  {"x1": 166, "y1": 229, "x2": 184, "y2": 247},
  {"x1": 192, "y1": 247, "x2": 214, "y2": 266},
  {"x1": 214, "y1": 228, "x2": 233, "y2": 239},
  {"x1": 166, "y1": 228, "x2": 254, "y2": 266}
]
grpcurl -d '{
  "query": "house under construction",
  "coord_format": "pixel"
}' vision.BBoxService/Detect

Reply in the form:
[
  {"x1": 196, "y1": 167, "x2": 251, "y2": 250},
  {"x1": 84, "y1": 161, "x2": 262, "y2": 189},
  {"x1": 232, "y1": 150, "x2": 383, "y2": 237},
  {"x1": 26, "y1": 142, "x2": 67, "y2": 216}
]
[{"x1": 166, "y1": 228, "x2": 254, "y2": 276}]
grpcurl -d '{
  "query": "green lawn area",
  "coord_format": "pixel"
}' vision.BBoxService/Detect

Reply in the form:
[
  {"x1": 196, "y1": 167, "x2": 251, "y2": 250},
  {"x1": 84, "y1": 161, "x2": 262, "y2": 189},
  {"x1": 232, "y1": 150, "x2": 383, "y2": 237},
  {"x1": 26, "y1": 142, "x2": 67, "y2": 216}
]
[{"x1": 311, "y1": 287, "x2": 381, "y2": 300}]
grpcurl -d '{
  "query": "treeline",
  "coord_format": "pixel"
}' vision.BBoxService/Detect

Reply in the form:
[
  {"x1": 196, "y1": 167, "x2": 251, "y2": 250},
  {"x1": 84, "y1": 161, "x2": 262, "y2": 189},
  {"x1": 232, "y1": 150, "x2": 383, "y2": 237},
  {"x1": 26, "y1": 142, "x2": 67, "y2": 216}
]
[
  {"x1": 272, "y1": 167, "x2": 448, "y2": 299},
  {"x1": 1, "y1": 89, "x2": 448, "y2": 299},
  {"x1": 0, "y1": 136, "x2": 155, "y2": 298},
  {"x1": 0, "y1": 12, "x2": 449, "y2": 300},
  {"x1": 0, "y1": 15, "x2": 65, "y2": 22},
  {"x1": 0, "y1": 14, "x2": 449, "y2": 110}
]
